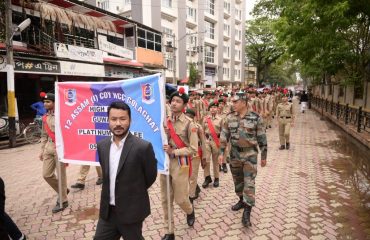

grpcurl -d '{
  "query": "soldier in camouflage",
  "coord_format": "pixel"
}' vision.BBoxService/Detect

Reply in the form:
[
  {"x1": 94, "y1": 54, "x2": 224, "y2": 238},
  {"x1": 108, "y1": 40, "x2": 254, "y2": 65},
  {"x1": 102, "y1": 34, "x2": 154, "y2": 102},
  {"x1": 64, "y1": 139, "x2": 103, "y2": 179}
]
[{"x1": 218, "y1": 91, "x2": 267, "y2": 227}]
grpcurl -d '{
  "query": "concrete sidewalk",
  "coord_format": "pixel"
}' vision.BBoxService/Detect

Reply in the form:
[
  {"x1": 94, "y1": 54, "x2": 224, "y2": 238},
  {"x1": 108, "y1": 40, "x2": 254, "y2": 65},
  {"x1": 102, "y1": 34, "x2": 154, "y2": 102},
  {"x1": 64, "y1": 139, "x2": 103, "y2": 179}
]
[{"x1": 0, "y1": 107, "x2": 369, "y2": 239}]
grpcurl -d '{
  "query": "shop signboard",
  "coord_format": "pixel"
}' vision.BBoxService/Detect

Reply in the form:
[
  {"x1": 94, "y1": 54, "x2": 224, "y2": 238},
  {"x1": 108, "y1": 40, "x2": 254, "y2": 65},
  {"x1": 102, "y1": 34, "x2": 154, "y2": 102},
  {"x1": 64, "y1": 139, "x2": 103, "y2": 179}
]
[
  {"x1": 54, "y1": 43, "x2": 104, "y2": 63},
  {"x1": 60, "y1": 61, "x2": 105, "y2": 77},
  {"x1": 14, "y1": 58, "x2": 60, "y2": 74},
  {"x1": 98, "y1": 35, "x2": 134, "y2": 60}
]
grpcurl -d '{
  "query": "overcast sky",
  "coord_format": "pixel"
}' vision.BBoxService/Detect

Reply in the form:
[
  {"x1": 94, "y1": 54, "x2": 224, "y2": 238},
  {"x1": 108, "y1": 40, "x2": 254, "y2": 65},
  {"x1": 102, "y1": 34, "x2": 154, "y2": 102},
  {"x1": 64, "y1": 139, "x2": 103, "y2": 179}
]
[{"x1": 245, "y1": 0, "x2": 257, "y2": 20}]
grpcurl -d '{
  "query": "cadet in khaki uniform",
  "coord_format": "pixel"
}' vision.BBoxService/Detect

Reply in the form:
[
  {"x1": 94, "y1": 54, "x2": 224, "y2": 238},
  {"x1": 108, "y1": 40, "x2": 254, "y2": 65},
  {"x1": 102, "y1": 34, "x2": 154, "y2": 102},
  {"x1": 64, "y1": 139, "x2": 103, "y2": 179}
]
[
  {"x1": 217, "y1": 97, "x2": 229, "y2": 173},
  {"x1": 202, "y1": 100, "x2": 224, "y2": 188},
  {"x1": 276, "y1": 94, "x2": 295, "y2": 150},
  {"x1": 161, "y1": 88, "x2": 198, "y2": 240},
  {"x1": 185, "y1": 109, "x2": 206, "y2": 203},
  {"x1": 39, "y1": 93, "x2": 68, "y2": 213},
  {"x1": 70, "y1": 166, "x2": 103, "y2": 190},
  {"x1": 218, "y1": 91, "x2": 267, "y2": 227},
  {"x1": 187, "y1": 90, "x2": 202, "y2": 123}
]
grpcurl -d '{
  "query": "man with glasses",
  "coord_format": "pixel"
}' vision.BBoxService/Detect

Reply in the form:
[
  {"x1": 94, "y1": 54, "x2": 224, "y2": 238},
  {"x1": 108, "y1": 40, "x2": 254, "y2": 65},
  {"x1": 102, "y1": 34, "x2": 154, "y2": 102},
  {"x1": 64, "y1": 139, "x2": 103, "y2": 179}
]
[{"x1": 218, "y1": 91, "x2": 268, "y2": 227}]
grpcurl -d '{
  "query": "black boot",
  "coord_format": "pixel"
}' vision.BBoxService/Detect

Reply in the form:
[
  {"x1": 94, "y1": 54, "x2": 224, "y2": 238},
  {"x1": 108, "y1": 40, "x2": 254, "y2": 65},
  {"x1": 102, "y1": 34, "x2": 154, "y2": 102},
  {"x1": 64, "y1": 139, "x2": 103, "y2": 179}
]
[
  {"x1": 202, "y1": 176, "x2": 212, "y2": 188},
  {"x1": 286, "y1": 143, "x2": 290, "y2": 150},
  {"x1": 71, "y1": 183, "x2": 85, "y2": 190},
  {"x1": 222, "y1": 163, "x2": 228, "y2": 173},
  {"x1": 231, "y1": 196, "x2": 245, "y2": 211},
  {"x1": 242, "y1": 205, "x2": 252, "y2": 227},
  {"x1": 187, "y1": 208, "x2": 195, "y2": 226},
  {"x1": 196, "y1": 184, "x2": 201, "y2": 196},
  {"x1": 219, "y1": 165, "x2": 222, "y2": 171},
  {"x1": 161, "y1": 234, "x2": 175, "y2": 240},
  {"x1": 213, "y1": 178, "x2": 219, "y2": 187},
  {"x1": 279, "y1": 145, "x2": 285, "y2": 150}
]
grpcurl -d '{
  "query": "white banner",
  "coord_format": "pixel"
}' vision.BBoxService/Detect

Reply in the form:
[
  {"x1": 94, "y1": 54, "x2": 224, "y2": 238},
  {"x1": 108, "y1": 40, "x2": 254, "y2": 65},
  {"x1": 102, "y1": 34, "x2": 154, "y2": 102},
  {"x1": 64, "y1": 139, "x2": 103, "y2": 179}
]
[
  {"x1": 54, "y1": 43, "x2": 104, "y2": 63},
  {"x1": 98, "y1": 35, "x2": 134, "y2": 60},
  {"x1": 60, "y1": 61, "x2": 105, "y2": 77}
]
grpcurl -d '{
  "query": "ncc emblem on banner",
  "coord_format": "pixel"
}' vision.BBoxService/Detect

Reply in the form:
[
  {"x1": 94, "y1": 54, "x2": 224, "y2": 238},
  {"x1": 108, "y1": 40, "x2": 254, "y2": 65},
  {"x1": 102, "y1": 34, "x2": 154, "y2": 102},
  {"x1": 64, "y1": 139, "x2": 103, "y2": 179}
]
[
  {"x1": 64, "y1": 89, "x2": 77, "y2": 106},
  {"x1": 141, "y1": 83, "x2": 154, "y2": 104}
]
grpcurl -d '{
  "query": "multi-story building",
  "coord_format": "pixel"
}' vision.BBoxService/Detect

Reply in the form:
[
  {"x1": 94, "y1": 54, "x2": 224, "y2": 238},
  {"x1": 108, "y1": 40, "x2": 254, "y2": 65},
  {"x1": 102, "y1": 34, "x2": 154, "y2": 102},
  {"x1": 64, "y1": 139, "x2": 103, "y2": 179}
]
[
  {"x1": 90, "y1": 0, "x2": 246, "y2": 88},
  {"x1": 0, "y1": 0, "x2": 163, "y2": 120}
]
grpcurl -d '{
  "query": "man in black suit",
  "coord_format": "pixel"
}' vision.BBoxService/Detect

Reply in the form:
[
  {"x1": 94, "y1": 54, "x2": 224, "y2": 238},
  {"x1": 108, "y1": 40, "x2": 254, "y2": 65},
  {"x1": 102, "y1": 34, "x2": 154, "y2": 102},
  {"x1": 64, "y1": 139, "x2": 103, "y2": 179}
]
[{"x1": 94, "y1": 101, "x2": 157, "y2": 240}]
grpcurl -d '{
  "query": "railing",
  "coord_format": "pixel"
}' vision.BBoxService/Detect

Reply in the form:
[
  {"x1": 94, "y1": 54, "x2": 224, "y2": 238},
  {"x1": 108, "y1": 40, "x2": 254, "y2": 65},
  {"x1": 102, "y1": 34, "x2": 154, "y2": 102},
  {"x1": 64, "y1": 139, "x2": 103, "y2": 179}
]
[{"x1": 311, "y1": 96, "x2": 370, "y2": 134}]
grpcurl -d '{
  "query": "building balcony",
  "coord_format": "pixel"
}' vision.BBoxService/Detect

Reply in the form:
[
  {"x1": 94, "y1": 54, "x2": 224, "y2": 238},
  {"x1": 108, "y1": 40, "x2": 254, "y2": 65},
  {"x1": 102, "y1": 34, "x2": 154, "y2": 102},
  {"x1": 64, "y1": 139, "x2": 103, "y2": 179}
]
[
  {"x1": 161, "y1": 8, "x2": 177, "y2": 21},
  {"x1": 186, "y1": 17, "x2": 197, "y2": 29},
  {"x1": 204, "y1": 37, "x2": 217, "y2": 47},
  {"x1": 223, "y1": 54, "x2": 230, "y2": 61},
  {"x1": 224, "y1": 10, "x2": 231, "y2": 19},
  {"x1": 204, "y1": 12, "x2": 217, "y2": 23},
  {"x1": 235, "y1": 38, "x2": 241, "y2": 44},
  {"x1": 223, "y1": 32, "x2": 230, "y2": 40},
  {"x1": 235, "y1": 17, "x2": 242, "y2": 24}
]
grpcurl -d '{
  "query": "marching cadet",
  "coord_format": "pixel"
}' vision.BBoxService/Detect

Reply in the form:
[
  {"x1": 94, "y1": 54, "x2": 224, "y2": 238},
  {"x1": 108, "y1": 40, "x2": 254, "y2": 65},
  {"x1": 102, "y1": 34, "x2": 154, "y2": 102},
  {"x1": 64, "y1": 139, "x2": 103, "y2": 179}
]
[
  {"x1": 276, "y1": 94, "x2": 295, "y2": 150},
  {"x1": 70, "y1": 166, "x2": 102, "y2": 190},
  {"x1": 39, "y1": 93, "x2": 69, "y2": 213},
  {"x1": 261, "y1": 89, "x2": 273, "y2": 130},
  {"x1": 217, "y1": 97, "x2": 230, "y2": 173},
  {"x1": 202, "y1": 100, "x2": 223, "y2": 188},
  {"x1": 187, "y1": 90, "x2": 202, "y2": 123},
  {"x1": 185, "y1": 108, "x2": 206, "y2": 203},
  {"x1": 161, "y1": 88, "x2": 198, "y2": 240},
  {"x1": 218, "y1": 91, "x2": 267, "y2": 227}
]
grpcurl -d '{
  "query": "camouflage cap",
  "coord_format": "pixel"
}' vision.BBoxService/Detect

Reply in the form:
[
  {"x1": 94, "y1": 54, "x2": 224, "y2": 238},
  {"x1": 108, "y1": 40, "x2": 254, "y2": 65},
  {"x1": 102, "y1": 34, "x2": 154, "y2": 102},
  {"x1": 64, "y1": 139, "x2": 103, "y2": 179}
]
[{"x1": 231, "y1": 91, "x2": 247, "y2": 102}]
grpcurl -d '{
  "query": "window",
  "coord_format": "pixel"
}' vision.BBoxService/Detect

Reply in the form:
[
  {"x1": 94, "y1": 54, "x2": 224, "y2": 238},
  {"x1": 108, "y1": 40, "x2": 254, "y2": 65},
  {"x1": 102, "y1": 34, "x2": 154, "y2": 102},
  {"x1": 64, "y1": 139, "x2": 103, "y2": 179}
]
[
  {"x1": 137, "y1": 27, "x2": 162, "y2": 52},
  {"x1": 162, "y1": 0, "x2": 172, "y2": 8},
  {"x1": 205, "y1": 46, "x2": 215, "y2": 63},
  {"x1": 165, "y1": 57, "x2": 174, "y2": 71},
  {"x1": 187, "y1": 7, "x2": 197, "y2": 21},
  {"x1": 125, "y1": 0, "x2": 131, "y2": 4},
  {"x1": 224, "y1": 2, "x2": 230, "y2": 13},
  {"x1": 206, "y1": 0, "x2": 215, "y2": 15},
  {"x1": 235, "y1": 8, "x2": 241, "y2": 20},
  {"x1": 205, "y1": 21, "x2": 215, "y2": 39},
  {"x1": 100, "y1": 1, "x2": 109, "y2": 10},
  {"x1": 162, "y1": 27, "x2": 173, "y2": 36},
  {"x1": 223, "y1": 24, "x2": 230, "y2": 36},
  {"x1": 223, "y1": 46, "x2": 230, "y2": 57},
  {"x1": 223, "y1": 67, "x2": 229, "y2": 78}
]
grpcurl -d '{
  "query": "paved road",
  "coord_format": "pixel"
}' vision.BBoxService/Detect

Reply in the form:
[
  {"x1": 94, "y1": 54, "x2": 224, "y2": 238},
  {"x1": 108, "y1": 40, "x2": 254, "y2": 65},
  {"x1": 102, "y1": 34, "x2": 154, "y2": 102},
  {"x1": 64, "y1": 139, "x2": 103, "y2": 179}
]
[{"x1": 1, "y1": 106, "x2": 369, "y2": 240}]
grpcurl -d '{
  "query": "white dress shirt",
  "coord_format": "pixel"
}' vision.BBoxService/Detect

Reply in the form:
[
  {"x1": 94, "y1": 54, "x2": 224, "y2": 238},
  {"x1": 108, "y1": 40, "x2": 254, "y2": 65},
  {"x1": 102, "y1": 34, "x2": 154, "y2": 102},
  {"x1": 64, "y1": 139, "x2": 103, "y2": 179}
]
[{"x1": 109, "y1": 134, "x2": 128, "y2": 205}]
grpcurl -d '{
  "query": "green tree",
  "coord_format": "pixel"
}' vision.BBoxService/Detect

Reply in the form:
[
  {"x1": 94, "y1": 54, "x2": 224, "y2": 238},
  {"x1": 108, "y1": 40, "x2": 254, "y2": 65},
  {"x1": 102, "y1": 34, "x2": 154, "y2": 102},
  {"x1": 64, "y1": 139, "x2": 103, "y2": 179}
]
[
  {"x1": 254, "y1": 0, "x2": 370, "y2": 93},
  {"x1": 0, "y1": 1, "x2": 5, "y2": 42},
  {"x1": 188, "y1": 63, "x2": 199, "y2": 87},
  {"x1": 245, "y1": 17, "x2": 285, "y2": 86}
]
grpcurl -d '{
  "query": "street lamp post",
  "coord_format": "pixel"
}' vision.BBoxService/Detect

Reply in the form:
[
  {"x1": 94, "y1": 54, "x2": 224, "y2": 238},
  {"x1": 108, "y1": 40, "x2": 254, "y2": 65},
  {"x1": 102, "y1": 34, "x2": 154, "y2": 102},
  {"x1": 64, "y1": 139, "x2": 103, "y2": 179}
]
[{"x1": 5, "y1": 0, "x2": 31, "y2": 147}]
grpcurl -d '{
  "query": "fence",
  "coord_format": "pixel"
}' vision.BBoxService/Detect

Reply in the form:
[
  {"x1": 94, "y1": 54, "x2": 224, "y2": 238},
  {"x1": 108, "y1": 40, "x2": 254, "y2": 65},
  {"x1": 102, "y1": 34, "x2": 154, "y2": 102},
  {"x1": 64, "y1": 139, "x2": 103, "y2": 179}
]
[{"x1": 311, "y1": 96, "x2": 370, "y2": 134}]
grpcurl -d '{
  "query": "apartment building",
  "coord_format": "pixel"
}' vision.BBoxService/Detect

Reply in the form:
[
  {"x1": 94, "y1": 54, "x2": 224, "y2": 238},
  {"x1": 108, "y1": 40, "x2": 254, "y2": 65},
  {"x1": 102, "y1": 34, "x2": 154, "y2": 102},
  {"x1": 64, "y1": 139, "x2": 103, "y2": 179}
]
[{"x1": 89, "y1": 0, "x2": 246, "y2": 88}]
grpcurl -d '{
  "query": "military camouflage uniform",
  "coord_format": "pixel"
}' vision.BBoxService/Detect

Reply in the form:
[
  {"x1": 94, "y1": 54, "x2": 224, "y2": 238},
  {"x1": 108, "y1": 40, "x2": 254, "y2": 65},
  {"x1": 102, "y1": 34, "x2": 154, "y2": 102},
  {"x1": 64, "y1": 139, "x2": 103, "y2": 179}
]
[{"x1": 220, "y1": 111, "x2": 267, "y2": 206}]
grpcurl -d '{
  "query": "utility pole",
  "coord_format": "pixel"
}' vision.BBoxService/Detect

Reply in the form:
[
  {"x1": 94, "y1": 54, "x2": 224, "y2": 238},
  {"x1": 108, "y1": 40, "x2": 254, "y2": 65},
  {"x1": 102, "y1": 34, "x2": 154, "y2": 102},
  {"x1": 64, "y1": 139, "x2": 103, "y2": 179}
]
[{"x1": 5, "y1": 0, "x2": 16, "y2": 147}]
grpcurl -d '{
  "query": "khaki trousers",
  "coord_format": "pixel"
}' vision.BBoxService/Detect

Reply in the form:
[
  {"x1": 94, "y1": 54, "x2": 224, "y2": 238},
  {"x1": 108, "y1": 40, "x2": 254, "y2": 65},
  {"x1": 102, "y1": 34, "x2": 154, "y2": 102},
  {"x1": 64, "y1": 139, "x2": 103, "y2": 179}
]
[
  {"x1": 278, "y1": 118, "x2": 292, "y2": 145},
  {"x1": 204, "y1": 139, "x2": 220, "y2": 179},
  {"x1": 160, "y1": 158, "x2": 193, "y2": 234},
  {"x1": 42, "y1": 142, "x2": 68, "y2": 202},
  {"x1": 77, "y1": 165, "x2": 102, "y2": 184},
  {"x1": 189, "y1": 156, "x2": 201, "y2": 198}
]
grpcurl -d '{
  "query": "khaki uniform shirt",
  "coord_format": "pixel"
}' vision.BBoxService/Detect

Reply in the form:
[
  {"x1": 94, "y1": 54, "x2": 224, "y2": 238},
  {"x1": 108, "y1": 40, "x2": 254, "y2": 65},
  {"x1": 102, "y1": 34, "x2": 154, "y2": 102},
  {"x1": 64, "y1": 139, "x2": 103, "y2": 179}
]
[
  {"x1": 276, "y1": 102, "x2": 294, "y2": 118},
  {"x1": 202, "y1": 114, "x2": 223, "y2": 140},
  {"x1": 168, "y1": 113, "x2": 198, "y2": 158},
  {"x1": 40, "y1": 111, "x2": 56, "y2": 154}
]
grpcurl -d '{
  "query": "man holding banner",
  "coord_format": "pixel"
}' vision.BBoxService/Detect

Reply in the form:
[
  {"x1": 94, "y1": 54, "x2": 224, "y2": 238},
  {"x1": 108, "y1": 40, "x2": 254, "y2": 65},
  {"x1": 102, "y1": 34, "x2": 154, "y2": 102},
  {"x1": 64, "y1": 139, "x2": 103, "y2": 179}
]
[{"x1": 161, "y1": 88, "x2": 198, "y2": 240}]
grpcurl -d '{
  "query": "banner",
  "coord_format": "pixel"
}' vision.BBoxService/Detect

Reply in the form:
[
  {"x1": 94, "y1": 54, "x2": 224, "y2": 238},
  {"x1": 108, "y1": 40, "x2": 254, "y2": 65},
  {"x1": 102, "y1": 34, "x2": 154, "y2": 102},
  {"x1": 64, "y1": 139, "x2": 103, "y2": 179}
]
[{"x1": 55, "y1": 74, "x2": 169, "y2": 174}]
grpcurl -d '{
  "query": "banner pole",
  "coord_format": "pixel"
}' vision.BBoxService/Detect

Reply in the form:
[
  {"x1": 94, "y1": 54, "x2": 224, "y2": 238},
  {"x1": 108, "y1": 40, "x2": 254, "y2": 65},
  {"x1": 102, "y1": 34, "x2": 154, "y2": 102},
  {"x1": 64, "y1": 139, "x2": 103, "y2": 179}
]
[
  {"x1": 56, "y1": 158, "x2": 63, "y2": 208},
  {"x1": 166, "y1": 173, "x2": 172, "y2": 233}
]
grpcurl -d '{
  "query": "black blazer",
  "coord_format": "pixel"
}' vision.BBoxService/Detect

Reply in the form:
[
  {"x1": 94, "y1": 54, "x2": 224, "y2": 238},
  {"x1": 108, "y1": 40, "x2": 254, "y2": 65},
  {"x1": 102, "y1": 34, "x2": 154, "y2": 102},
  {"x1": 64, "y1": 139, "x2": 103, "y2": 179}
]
[{"x1": 97, "y1": 133, "x2": 157, "y2": 224}]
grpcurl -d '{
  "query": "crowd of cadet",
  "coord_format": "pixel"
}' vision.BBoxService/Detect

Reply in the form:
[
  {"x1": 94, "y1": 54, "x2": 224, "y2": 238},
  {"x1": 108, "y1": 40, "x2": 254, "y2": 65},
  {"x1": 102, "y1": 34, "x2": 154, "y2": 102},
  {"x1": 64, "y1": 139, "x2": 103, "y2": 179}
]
[
  {"x1": 160, "y1": 86, "x2": 296, "y2": 240},
  {"x1": 1, "y1": 85, "x2": 300, "y2": 240}
]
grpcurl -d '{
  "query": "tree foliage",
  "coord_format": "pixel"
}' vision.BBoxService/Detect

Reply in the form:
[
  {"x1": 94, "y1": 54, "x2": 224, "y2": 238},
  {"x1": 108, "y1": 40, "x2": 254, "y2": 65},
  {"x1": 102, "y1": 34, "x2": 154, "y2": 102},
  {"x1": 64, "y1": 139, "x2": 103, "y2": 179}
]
[
  {"x1": 253, "y1": 0, "x2": 370, "y2": 88},
  {"x1": 245, "y1": 17, "x2": 285, "y2": 86},
  {"x1": 188, "y1": 63, "x2": 200, "y2": 87},
  {"x1": 0, "y1": 1, "x2": 5, "y2": 42}
]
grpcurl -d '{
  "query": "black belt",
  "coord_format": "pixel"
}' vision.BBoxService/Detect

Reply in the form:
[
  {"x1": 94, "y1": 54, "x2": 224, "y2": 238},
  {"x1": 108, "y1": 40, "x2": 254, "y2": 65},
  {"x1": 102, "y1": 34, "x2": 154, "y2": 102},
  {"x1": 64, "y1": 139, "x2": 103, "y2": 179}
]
[
  {"x1": 205, "y1": 133, "x2": 220, "y2": 139},
  {"x1": 280, "y1": 116, "x2": 291, "y2": 119}
]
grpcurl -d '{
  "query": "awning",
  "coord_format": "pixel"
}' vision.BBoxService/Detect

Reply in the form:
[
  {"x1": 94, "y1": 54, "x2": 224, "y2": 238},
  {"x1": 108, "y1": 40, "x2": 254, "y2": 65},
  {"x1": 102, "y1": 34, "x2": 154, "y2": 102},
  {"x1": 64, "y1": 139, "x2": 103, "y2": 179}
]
[
  {"x1": 103, "y1": 57, "x2": 144, "y2": 68},
  {"x1": 180, "y1": 77, "x2": 189, "y2": 84}
]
